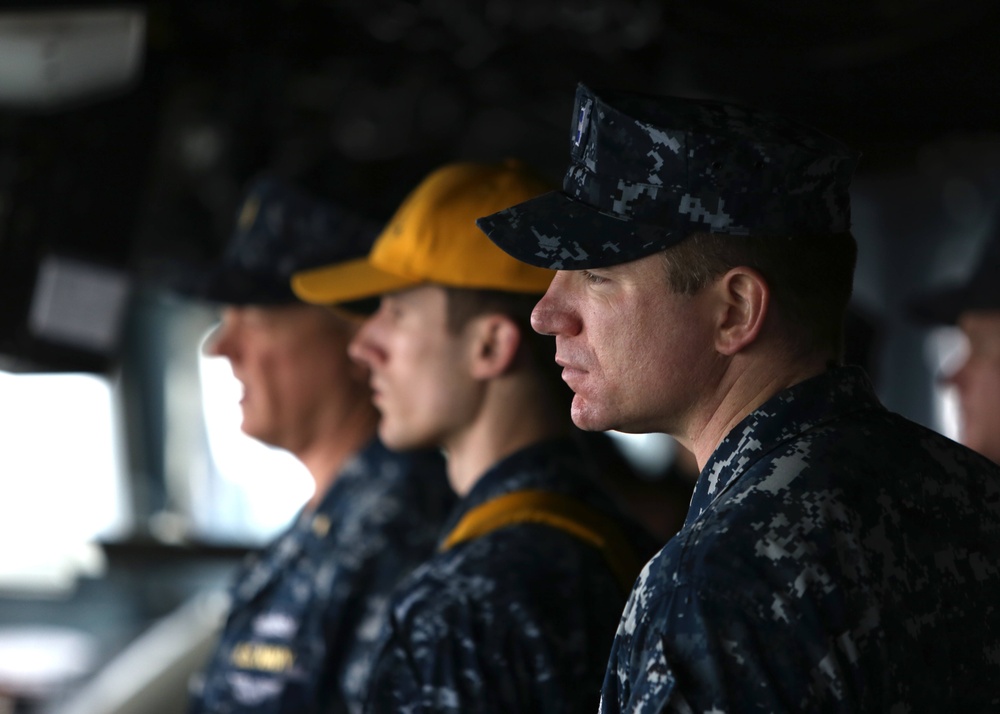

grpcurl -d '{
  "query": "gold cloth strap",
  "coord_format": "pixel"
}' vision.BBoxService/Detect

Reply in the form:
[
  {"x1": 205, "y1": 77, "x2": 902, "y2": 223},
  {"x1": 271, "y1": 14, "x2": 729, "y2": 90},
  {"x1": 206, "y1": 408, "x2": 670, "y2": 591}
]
[{"x1": 440, "y1": 489, "x2": 642, "y2": 593}]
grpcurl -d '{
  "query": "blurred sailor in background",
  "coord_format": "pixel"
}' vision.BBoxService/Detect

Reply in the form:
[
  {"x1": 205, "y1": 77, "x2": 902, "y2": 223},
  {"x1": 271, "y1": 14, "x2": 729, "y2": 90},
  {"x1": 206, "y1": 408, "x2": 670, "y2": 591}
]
[
  {"x1": 174, "y1": 175, "x2": 454, "y2": 714},
  {"x1": 909, "y1": 228, "x2": 1000, "y2": 465},
  {"x1": 293, "y1": 160, "x2": 659, "y2": 714}
]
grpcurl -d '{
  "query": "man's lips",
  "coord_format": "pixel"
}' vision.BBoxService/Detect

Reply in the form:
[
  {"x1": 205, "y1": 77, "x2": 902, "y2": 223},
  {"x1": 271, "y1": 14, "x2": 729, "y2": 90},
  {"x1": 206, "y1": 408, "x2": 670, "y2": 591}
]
[
  {"x1": 555, "y1": 354, "x2": 587, "y2": 370},
  {"x1": 555, "y1": 357, "x2": 588, "y2": 386},
  {"x1": 368, "y1": 376, "x2": 386, "y2": 405}
]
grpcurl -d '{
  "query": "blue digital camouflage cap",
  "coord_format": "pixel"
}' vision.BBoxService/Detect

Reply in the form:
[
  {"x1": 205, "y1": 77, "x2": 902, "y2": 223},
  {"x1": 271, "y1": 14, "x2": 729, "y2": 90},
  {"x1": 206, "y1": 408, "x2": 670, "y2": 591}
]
[
  {"x1": 174, "y1": 175, "x2": 382, "y2": 304},
  {"x1": 907, "y1": 228, "x2": 1000, "y2": 324},
  {"x1": 478, "y1": 83, "x2": 861, "y2": 270}
]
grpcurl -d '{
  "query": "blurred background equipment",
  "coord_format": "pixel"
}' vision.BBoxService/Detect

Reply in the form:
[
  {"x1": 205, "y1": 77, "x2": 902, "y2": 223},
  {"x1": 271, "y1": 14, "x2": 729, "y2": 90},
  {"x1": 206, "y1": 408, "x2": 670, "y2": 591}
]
[{"x1": 0, "y1": 7, "x2": 144, "y2": 108}]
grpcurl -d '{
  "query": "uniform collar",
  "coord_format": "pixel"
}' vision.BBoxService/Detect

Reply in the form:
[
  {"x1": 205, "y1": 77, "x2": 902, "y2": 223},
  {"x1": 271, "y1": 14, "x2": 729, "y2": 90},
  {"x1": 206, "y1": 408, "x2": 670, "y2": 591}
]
[
  {"x1": 686, "y1": 366, "x2": 882, "y2": 527},
  {"x1": 309, "y1": 436, "x2": 387, "y2": 516},
  {"x1": 233, "y1": 437, "x2": 386, "y2": 603},
  {"x1": 439, "y1": 436, "x2": 590, "y2": 540}
]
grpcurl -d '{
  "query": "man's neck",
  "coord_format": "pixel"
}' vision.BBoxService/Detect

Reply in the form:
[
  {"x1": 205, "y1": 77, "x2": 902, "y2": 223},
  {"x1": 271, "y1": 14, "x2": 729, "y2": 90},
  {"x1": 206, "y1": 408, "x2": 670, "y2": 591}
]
[
  {"x1": 443, "y1": 379, "x2": 571, "y2": 497},
  {"x1": 683, "y1": 352, "x2": 831, "y2": 472},
  {"x1": 297, "y1": 404, "x2": 380, "y2": 511}
]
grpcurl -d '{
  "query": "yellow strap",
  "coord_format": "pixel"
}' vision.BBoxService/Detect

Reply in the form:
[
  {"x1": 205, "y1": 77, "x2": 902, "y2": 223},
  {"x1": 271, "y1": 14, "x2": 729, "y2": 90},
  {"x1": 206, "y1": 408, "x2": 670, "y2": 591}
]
[{"x1": 440, "y1": 489, "x2": 642, "y2": 594}]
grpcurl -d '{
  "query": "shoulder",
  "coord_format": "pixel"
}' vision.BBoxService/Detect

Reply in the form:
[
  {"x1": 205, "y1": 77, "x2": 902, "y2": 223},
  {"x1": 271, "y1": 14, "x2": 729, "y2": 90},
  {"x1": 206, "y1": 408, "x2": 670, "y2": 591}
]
[
  {"x1": 326, "y1": 445, "x2": 452, "y2": 538},
  {"x1": 389, "y1": 522, "x2": 619, "y2": 635},
  {"x1": 793, "y1": 405, "x2": 997, "y2": 480},
  {"x1": 667, "y1": 408, "x2": 1000, "y2": 613},
  {"x1": 740, "y1": 410, "x2": 1000, "y2": 532}
]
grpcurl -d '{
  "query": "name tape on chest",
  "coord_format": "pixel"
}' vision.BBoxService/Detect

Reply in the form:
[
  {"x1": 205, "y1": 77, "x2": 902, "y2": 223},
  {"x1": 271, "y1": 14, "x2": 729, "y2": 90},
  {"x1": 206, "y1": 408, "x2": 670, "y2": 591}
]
[{"x1": 230, "y1": 642, "x2": 296, "y2": 673}]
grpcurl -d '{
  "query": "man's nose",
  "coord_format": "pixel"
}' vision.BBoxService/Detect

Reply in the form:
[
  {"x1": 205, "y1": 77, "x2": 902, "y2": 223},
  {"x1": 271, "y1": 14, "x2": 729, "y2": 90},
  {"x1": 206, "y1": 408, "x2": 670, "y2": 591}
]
[
  {"x1": 203, "y1": 321, "x2": 233, "y2": 359},
  {"x1": 348, "y1": 317, "x2": 384, "y2": 369},
  {"x1": 531, "y1": 273, "x2": 582, "y2": 337}
]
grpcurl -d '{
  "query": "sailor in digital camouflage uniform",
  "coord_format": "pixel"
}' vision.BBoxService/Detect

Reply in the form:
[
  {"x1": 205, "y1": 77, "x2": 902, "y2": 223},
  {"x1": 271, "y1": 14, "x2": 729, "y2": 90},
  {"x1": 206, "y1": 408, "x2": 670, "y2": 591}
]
[
  {"x1": 479, "y1": 84, "x2": 1000, "y2": 712},
  {"x1": 291, "y1": 160, "x2": 659, "y2": 713},
  {"x1": 908, "y1": 228, "x2": 1000, "y2": 466},
  {"x1": 176, "y1": 176, "x2": 454, "y2": 714}
]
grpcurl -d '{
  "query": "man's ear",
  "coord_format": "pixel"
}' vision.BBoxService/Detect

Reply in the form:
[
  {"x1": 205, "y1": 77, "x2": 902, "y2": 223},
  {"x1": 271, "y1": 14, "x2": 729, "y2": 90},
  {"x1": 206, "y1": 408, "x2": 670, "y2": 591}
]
[
  {"x1": 712, "y1": 267, "x2": 770, "y2": 356},
  {"x1": 468, "y1": 314, "x2": 522, "y2": 380}
]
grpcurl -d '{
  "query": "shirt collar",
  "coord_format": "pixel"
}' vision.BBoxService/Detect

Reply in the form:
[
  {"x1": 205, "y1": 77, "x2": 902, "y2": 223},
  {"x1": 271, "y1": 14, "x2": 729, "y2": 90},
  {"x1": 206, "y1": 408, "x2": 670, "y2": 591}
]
[
  {"x1": 439, "y1": 436, "x2": 588, "y2": 539},
  {"x1": 307, "y1": 436, "x2": 386, "y2": 517},
  {"x1": 686, "y1": 365, "x2": 882, "y2": 527}
]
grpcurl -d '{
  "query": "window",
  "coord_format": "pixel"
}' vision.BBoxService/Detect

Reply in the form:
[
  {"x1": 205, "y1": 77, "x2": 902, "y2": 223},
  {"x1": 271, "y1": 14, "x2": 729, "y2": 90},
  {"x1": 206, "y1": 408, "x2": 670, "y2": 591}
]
[
  {"x1": 0, "y1": 371, "x2": 126, "y2": 592},
  {"x1": 924, "y1": 324, "x2": 964, "y2": 442}
]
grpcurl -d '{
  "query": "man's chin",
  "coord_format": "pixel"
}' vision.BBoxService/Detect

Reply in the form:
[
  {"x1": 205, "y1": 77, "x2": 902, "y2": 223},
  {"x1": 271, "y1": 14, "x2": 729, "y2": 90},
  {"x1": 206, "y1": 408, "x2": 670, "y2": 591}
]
[
  {"x1": 964, "y1": 433, "x2": 1000, "y2": 466},
  {"x1": 570, "y1": 396, "x2": 662, "y2": 435},
  {"x1": 570, "y1": 397, "x2": 614, "y2": 433},
  {"x1": 377, "y1": 423, "x2": 428, "y2": 453},
  {"x1": 241, "y1": 424, "x2": 281, "y2": 450}
]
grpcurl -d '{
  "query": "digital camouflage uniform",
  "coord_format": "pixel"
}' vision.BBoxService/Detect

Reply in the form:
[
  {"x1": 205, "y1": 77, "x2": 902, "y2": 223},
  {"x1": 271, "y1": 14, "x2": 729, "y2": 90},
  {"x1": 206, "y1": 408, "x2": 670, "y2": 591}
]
[
  {"x1": 364, "y1": 437, "x2": 659, "y2": 714},
  {"x1": 169, "y1": 177, "x2": 457, "y2": 713},
  {"x1": 189, "y1": 439, "x2": 453, "y2": 714},
  {"x1": 598, "y1": 366, "x2": 1000, "y2": 713}
]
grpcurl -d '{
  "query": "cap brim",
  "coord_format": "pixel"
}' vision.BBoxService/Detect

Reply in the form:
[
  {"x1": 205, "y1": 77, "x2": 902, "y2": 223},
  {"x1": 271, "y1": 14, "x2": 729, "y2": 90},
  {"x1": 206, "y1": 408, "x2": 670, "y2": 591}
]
[
  {"x1": 291, "y1": 257, "x2": 420, "y2": 305},
  {"x1": 478, "y1": 191, "x2": 678, "y2": 271},
  {"x1": 158, "y1": 259, "x2": 296, "y2": 305},
  {"x1": 906, "y1": 284, "x2": 1000, "y2": 325},
  {"x1": 906, "y1": 287, "x2": 965, "y2": 325},
  {"x1": 201, "y1": 267, "x2": 297, "y2": 304}
]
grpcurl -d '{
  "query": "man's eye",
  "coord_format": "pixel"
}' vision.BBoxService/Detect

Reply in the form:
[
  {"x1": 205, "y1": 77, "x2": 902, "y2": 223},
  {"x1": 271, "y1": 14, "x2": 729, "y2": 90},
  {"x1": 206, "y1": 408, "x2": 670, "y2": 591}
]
[
  {"x1": 378, "y1": 297, "x2": 402, "y2": 318},
  {"x1": 582, "y1": 270, "x2": 607, "y2": 285}
]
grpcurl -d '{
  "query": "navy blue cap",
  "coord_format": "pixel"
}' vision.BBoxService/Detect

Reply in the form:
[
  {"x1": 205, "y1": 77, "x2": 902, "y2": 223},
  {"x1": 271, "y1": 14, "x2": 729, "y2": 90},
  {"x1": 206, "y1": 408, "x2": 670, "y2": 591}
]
[
  {"x1": 478, "y1": 83, "x2": 860, "y2": 270},
  {"x1": 908, "y1": 229, "x2": 1000, "y2": 325},
  {"x1": 172, "y1": 175, "x2": 382, "y2": 305}
]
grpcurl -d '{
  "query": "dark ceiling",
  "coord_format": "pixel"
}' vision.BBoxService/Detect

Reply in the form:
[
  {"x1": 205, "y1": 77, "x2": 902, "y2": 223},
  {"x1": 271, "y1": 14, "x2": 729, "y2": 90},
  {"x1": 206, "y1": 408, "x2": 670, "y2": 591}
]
[
  {"x1": 1, "y1": 0, "x2": 999, "y2": 370},
  {"x1": 133, "y1": 0, "x2": 1000, "y2": 263}
]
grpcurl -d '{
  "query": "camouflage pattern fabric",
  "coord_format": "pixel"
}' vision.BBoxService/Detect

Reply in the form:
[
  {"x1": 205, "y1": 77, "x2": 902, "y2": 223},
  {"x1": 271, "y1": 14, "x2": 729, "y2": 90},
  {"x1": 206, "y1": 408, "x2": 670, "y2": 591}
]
[
  {"x1": 188, "y1": 439, "x2": 454, "y2": 714},
  {"x1": 364, "y1": 437, "x2": 659, "y2": 714},
  {"x1": 168, "y1": 174, "x2": 382, "y2": 306},
  {"x1": 599, "y1": 366, "x2": 1000, "y2": 713},
  {"x1": 477, "y1": 83, "x2": 859, "y2": 271}
]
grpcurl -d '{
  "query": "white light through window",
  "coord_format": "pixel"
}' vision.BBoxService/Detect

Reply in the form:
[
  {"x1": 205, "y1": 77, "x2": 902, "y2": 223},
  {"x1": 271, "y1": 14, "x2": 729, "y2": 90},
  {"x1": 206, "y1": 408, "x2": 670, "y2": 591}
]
[
  {"x1": 925, "y1": 325, "x2": 964, "y2": 442},
  {"x1": 0, "y1": 371, "x2": 125, "y2": 593}
]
